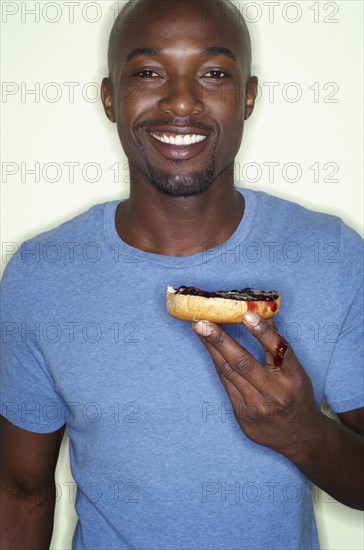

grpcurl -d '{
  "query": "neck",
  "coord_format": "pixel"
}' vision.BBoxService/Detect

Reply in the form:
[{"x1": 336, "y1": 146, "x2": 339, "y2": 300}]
[{"x1": 115, "y1": 165, "x2": 244, "y2": 256}]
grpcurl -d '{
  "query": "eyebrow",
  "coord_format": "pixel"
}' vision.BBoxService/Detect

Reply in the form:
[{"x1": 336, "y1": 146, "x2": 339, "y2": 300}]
[
  {"x1": 126, "y1": 46, "x2": 237, "y2": 62},
  {"x1": 202, "y1": 47, "x2": 237, "y2": 61},
  {"x1": 126, "y1": 48, "x2": 162, "y2": 62}
]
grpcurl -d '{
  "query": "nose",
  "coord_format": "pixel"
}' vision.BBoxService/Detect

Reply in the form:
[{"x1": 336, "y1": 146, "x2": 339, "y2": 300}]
[{"x1": 158, "y1": 77, "x2": 204, "y2": 117}]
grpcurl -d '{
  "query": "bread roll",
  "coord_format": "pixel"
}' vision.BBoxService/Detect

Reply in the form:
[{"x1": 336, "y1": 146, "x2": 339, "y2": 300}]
[{"x1": 166, "y1": 285, "x2": 281, "y2": 323}]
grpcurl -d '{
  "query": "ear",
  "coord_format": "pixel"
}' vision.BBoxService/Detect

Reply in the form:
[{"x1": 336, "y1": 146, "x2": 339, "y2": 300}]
[
  {"x1": 244, "y1": 76, "x2": 258, "y2": 121},
  {"x1": 101, "y1": 77, "x2": 116, "y2": 123}
]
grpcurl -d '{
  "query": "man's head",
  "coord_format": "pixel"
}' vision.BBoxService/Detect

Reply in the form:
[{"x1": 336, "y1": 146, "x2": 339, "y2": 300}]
[
  {"x1": 107, "y1": 0, "x2": 253, "y2": 86},
  {"x1": 101, "y1": 0, "x2": 258, "y2": 197}
]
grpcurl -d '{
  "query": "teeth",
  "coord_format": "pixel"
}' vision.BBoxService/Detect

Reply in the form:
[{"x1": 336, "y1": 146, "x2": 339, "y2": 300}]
[{"x1": 150, "y1": 132, "x2": 207, "y2": 146}]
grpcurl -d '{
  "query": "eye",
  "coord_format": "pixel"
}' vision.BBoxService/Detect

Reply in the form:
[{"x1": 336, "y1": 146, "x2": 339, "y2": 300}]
[
  {"x1": 135, "y1": 69, "x2": 160, "y2": 78},
  {"x1": 203, "y1": 70, "x2": 229, "y2": 79}
]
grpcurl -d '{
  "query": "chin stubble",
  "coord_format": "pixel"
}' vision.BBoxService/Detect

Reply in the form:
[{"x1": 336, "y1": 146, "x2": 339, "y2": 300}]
[
  {"x1": 133, "y1": 119, "x2": 220, "y2": 197},
  {"x1": 145, "y1": 156, "x2": 217, "y2": 197}
]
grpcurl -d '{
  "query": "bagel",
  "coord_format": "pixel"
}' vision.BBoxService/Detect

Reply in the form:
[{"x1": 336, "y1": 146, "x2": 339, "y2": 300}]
[{"x1": 166, "y1": 285, "x2": 281, "y2": 323}]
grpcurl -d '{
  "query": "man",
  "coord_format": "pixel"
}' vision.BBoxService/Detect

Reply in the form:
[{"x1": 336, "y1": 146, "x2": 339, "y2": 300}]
[{"x1": 1, "y1": 0, "x2": 363, "y2": 548}]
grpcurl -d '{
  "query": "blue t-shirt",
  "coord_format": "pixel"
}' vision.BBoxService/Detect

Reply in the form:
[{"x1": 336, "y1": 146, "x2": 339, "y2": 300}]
[{"x1": 1, "y1": 189, "x2": 363, "y2": 550}]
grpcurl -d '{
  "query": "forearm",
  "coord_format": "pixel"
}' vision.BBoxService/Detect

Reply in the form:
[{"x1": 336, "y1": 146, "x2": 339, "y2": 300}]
[
  {"x1": 0, "y1": 481, "x2": 56, "y2": 549},
  {"x1": 288, "y1": 414, "x2": 364, "y2": 510}
]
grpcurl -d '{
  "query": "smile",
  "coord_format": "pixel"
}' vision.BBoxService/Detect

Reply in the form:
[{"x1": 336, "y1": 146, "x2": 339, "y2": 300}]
[{"x1": 149, "y1": 132, "x2": 207, "y2": 146}]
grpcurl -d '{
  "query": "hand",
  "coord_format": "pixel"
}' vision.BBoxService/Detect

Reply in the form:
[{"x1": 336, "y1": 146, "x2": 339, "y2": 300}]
[{"x1": 193, "y1": 312, "x2": 324, "y2": 462}]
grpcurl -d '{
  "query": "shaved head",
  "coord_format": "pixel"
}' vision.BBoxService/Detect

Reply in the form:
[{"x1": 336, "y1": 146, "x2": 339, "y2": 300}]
[{"x1": 107, "y1": 0, "x2": 252, "y2": 84}]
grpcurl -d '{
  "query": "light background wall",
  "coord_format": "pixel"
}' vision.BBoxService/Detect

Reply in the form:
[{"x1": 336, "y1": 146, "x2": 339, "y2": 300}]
[{"x1": 1, "y1": 1, "x2": 363, "y2": 548}]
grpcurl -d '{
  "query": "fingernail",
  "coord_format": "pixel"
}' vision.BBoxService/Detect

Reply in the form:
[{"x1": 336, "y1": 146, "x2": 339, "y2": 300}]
[
  {"x1": 192, "y1": 320, "x2": 214, "y2": 336},
  {"x1": 243, "y1": 312, "x2": 260, "y2": 327}
]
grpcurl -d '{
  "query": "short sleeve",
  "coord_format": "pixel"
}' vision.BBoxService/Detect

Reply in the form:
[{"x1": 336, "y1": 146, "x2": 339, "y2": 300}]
[
  {"x1": 323, "y1": 223, "x2": 364, "y2": 413},
  {"x1": 1, "y1": 251, "x2": 66, "y2": 433}
]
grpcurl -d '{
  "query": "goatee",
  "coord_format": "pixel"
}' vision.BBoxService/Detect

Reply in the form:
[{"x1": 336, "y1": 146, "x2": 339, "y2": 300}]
[{"x1": 145, "y1": 157, "x2": 216, "y2": 197}]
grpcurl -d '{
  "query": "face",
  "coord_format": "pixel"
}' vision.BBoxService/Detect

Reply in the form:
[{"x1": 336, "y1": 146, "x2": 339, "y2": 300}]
[{"x1": 102, "y1": 0, "x2": 257, "y2": 197}]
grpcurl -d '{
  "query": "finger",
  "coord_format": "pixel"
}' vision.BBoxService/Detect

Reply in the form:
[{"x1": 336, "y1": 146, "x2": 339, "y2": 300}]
[
  {"x1": 202, "y1": 338, "x2": 249, "y2": 403},
  {"x1": 192, "y1": 321, "x2": 270, "y2": 392},
  {"x1": 242, "y1": 312, "x2": 296, "y2": 371},
  {"x1": 196, "y1": 334, "x2": 269, "y2": 427},
  {"x1": 195, "y1": 332, "x2": 262, "y2": 402},
  {"x1": 218, "y1": 376, "x2": 251, "y2": 425},
  {"x1": 264, "y1": 318, "x2": 275, "y2": 365}
]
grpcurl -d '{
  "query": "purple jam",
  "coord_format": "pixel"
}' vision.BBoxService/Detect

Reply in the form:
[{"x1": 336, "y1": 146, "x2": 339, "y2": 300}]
[{"x1": 175, "y1": 286, "x2": 280, "y2": 302}]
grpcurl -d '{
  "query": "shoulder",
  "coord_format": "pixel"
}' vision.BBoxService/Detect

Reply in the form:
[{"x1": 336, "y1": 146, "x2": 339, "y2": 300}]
[
  {"x1": 239, "y1": 188, "x2": 362, "y2": 303},
  {"x1": 241, "y1": 188, "x2": 363, "y2": 246},
  {"x1": 1, "y1": 201, "x2": 118, "y2": 290},
  {"x1": 20, "y1": 201, "x2": 116, "y2": 246}
]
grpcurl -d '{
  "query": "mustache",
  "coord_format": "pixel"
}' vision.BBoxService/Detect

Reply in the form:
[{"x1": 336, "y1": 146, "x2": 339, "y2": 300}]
[{"x1": 135, "y1": 118, "x2": 214, "y2": 133}]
